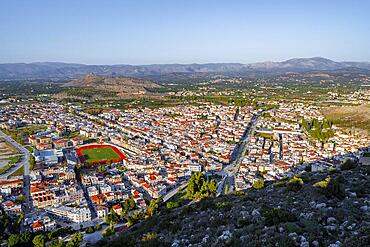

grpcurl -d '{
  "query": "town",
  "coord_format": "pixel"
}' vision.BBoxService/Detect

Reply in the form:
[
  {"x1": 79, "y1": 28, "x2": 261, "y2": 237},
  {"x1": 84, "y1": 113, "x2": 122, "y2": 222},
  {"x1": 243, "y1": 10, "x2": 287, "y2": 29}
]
[{"x1": 0, "y1": 92, "x2": 369, "y2": 245}]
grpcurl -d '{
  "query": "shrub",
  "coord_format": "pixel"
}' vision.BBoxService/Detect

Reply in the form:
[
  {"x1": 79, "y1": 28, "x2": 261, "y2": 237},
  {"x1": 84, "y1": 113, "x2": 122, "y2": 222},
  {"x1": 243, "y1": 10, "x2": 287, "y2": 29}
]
[
  {"x1": 236, "y1": 218, "x2": 251, "y2": 228},
  {"x1": 286, "y1": 176, "x2": 304, "y2": 191},
  {"x1": 262, "y1": 208, "x2": 297, "y2": 226},
  {"x1": 102, "y1": 226, "x2": 115, "y2": 237},
  {"x1": 96, "y1": 224, "x2": 102, "y2": 230},
  {"x1": 85, "y1": 226, "x2": 95, "y2": 234},
  {"x1": 232, "y1": 190, "x2": 246, "y2": 196},
  {"x1": 252, "y1": 179, "x2": 264, "y2": 190},
  {"x1": 341, "y1": 159, "x2": 357, "y2": 170},
  {"x1": 273, "y1": 180, "x2": 287, "y2": 187},
  {"x1": 314, "y1": 176, "x2": 345, "y2": 199},
  {"x1": 215, "y1": 201, "x2": 232, "y2": 210},
  {"x1": 166, "y1": 201, "x2": 180, "y2": 209}
]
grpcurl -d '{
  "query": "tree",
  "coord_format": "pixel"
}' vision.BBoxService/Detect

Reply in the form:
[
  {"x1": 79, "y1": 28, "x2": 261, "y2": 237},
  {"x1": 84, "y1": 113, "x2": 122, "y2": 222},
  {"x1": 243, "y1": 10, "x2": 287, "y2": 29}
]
[
  {"x1": 146, "y1": 199, "x2": 158, "y2": 218},
  {"x1": 185, "y1": 172, "x2": 216, "y2": 199},
  {"x1": 33, "y1": 234, "x2": 46, "y2": 247},
  {"x1": 102, "y1": 225, "x2": 115, "y2": 237},
  {"x1": 8, "y1": 234, "x2": 20, "y2": 247},
  {"x1": 49, "y1": 240, "x2": 65, "y2": 247},
  {"x1": 128, "y1": 196, "x2": 136, "y2": 209},
  {"x1": 66, "y1": 233, "x2": 83, "y2": 247},
  {"x1": 105, "y1": 209, "x2": 119, "y2": 225}
]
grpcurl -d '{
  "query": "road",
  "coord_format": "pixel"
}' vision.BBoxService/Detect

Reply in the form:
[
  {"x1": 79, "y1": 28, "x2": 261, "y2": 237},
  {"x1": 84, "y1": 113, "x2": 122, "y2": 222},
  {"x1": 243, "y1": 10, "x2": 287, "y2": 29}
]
[
  {"x1": 162, "y1": 181, "x2": 188, "y2": 202},
  {"x1": 217, "y1": 112, "x2": 262, "y2": 196},
  {"x1": 0, "y1": 129, "x2": 32, "y2": 214}
]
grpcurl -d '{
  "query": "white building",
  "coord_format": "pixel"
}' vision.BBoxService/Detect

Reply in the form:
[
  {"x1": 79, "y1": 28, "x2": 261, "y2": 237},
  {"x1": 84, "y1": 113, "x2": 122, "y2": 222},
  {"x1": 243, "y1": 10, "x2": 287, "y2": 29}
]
[{"x1": 46, "y1": 206, "x2": 91, "y2": 223}]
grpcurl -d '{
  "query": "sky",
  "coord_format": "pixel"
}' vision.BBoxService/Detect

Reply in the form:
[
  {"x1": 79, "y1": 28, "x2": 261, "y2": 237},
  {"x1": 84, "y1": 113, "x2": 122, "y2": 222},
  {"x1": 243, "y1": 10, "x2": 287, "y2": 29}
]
[{"x1": 0, "y1": 0, "x2": 369, "y2": 64}]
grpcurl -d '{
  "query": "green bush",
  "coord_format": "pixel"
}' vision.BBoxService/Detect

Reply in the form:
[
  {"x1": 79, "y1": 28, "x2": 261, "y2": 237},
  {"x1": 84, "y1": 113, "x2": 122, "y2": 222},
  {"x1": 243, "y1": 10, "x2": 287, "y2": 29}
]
[
  {"x1": 215, "y1": 201, "x2": 232, "y2": 210},
  {"x1": 273, "y1": 180, "x2": 287, "y2": 187},
  {"x1": 252, "y1": 179, "x2": 264, "y2": 189},
  {"x1": 262, "y1": 208, "x2": 297, "y2": 226},
  {"x1": 102, "y1": 226, "x2": 115, "y2": 237},
  {"x1": 166, "y1": 201, "x2": 180, "y2": 209},
  {"x1": 232, "y1": 190, "x2": 246, "y2": 196},
  {"x1": 286, "y1": 176, "x2": 304, "y2": 191},
  {"x1": 314, "y1": 176, "x2": 345, "y2": 199},
  {"x1": 85, "y1": 226, "x2": 95, "y2": 234},
  {"x1": 96, "y1": 224, "x2": 102, "y2": 230}
]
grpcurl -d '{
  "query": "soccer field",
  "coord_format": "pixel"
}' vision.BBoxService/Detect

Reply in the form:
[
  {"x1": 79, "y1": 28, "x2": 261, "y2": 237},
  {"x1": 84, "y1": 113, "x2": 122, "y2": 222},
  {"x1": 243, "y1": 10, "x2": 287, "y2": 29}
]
[{"x1": 80, "y1": 147, "x2": 121, "y2": 163}]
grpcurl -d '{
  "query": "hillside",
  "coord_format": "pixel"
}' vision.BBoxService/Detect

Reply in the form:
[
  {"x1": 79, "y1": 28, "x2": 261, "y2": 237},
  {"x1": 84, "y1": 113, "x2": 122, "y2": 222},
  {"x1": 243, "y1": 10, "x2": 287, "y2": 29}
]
[
  {"x1": 1, "y1": 57, "x2": 370, "y2": 80},
  {"x1": 98, "y1": 163, "x2": 370, "y2": 247},
  {"x1": 62, "y1": 73, "x2": 161, "y2": 98}
]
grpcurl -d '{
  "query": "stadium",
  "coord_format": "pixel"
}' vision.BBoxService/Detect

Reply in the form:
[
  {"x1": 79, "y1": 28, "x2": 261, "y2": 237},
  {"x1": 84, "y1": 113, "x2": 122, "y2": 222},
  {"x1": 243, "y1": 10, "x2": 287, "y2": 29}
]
[{"x1": 75, "y1": 144, "x2": 127, "y2": 165}]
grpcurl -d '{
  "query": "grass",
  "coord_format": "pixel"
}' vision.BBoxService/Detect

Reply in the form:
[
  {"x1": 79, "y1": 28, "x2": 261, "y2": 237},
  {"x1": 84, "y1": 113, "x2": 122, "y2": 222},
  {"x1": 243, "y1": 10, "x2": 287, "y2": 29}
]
[
  {"x1": 0, "y1": 156, "x2": 19, "y2": 174},
  {"x1": 0, "y1": 164, "x2": 12, "y2": 174},
  {"x1": 10, "y1": 166, "x2": 24, "y2": 176},
  {"x1": 81, "y1": 147, "x2": 121, "y2": 163}
]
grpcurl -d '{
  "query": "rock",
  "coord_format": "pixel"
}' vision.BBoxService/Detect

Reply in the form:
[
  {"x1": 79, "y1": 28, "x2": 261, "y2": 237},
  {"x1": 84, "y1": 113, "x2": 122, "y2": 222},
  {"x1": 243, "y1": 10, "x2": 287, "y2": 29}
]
[
  {"x1": 300, "y1": 242, "x2": 309, "y2": 247},
  {"x1": 171, "y1": 240, "x2": 180, "y2": 247},
  {"x1": 201, "y1": 234, "x2": 209, "y2": 244},
  {"x1": 346, "y1": 223, "x2": 356, "y2": 230},
  {"x1": 360, "y1": 205, "x2": 368, "y2": 212},
  {"x1": 251, "y1": 209, "x2": 262, "y2": 222},
  {"x1": 309, "y1": 201, "x2": 316, "y2": 208},
  {"x1": 278, "y1": 227, "x2": 284, "y2": 233},
  {"x1": 218, "y1": 230, "x2": 232, "y2": 241},
  {"x1": 325, "y1": 225, "x2": 337, "y2": 232},
  {"x1": 311, "y1": 240, "x2": 319, "y2": 247},
  {"x1": 315, "y1": 203, "x2": 326, "y2": 209},
  {"x1": 328, "y1": 241, "x2": 342, "y2": 247},
  {"x1": 299, "y1": 235, "x2": 307, "y2": 243},
  {"x1": 327, "y1": 217, "x2": 337, "y2": 225},
  {"x1": 288, "y1": 232, "x2": 298, "y2": 241},
  {"x1": 349, "y1": 192, "x2": 357, "y2": 198}
]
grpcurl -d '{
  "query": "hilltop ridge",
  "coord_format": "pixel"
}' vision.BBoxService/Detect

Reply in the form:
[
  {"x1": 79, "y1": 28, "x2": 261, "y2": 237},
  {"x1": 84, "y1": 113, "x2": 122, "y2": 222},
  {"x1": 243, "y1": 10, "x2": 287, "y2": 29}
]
[
  {"x1": 98, "y1": 162, "x2": 370, "y2": 247},
  {"x1": 1, "y1": 57, "x2": 370, "y2": 80},
  {"x1": 62, "y1": 73, "x2": 161, "y2": 98}
]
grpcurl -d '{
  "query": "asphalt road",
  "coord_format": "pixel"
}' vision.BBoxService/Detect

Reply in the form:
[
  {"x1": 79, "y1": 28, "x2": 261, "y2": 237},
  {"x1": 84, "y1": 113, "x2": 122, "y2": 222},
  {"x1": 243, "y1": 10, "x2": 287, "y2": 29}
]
[
  {"x1": 0, "y1": 129, "x2": 32, "y2": 214},
  {"x1": 0, "y1": 130, "x2": 30, "y2": 178},
  {"x1": 217, "y1": 112, "x2": 262, "y2": 196}
]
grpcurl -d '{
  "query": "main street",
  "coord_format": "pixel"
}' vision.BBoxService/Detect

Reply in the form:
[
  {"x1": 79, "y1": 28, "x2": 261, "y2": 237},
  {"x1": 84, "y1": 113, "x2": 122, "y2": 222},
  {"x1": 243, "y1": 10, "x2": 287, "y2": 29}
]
[
  {"x1": 217, "y1": 111, "x2": 262, "y2": 196},
  {"x1": 0, "y1": 129, "x2": 32, "y2": 214}
]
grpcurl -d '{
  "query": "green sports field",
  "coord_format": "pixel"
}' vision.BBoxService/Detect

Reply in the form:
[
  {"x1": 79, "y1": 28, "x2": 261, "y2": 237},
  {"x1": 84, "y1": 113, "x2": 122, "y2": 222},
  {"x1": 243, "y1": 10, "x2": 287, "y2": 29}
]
[{"x1": 81, "y1": 147, "x2": 121, "y2": 163}]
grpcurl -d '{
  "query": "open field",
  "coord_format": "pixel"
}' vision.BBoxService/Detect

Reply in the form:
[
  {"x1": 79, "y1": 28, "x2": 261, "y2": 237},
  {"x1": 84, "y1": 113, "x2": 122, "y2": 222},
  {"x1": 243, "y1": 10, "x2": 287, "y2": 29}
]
[
  {"x1": 0, "y1": 138, "x2": 17, "y2": 155},
  {"x1": 76, "y1": 144, "x2": 126, "y2": 164},
  {"x1": 323, "y1": 104, "x2": 370, "y2": 132},
  {"x1": 81, "y1": 147, "x2": 120, "y2": 162}
]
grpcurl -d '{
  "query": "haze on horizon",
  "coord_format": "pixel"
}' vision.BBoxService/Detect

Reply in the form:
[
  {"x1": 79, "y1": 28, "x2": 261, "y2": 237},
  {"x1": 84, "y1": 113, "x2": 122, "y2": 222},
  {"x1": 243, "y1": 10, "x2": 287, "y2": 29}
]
[{"x1": 1, "y1": 0, "x2": 370, "y2": 65}]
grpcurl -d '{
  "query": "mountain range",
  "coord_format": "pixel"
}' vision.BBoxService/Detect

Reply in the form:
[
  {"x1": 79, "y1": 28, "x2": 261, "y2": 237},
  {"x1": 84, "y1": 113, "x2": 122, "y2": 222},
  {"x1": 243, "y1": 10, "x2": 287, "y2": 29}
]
[{"x1": 0, "y1": 57, "x2": 370, "y2": 80}]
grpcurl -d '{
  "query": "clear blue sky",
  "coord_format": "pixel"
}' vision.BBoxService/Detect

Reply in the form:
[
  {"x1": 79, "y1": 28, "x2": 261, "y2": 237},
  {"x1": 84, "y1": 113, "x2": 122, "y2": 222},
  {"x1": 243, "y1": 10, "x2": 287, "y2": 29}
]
[{"x1": 0, "y1": 0, "x2": 369, "y2": 64}]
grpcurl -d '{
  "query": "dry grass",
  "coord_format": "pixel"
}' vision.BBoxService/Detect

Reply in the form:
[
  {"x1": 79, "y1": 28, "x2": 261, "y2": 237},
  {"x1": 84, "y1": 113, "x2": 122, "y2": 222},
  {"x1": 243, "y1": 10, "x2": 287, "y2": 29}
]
[
  {"x1": 0, "y1": 139, "x2": 17, "y2": 155},
  {"x1": 323, "y1": 104, "x2": 370, "y2": 131}
]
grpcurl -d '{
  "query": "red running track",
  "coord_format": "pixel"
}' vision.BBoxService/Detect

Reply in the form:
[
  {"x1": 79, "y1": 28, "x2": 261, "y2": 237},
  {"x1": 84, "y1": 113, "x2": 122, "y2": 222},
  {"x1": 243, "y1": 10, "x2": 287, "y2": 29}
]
[{"x1": 76, "y1": 144, "x2": 127, "y2": 165}]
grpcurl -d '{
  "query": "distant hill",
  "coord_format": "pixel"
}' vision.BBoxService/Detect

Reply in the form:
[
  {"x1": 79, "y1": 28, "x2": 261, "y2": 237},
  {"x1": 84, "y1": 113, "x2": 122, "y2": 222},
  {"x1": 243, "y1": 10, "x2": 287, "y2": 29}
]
[
  {"x1": 63, "y1": 73, "x2": 161, "y2": 97},
  {"x1": 0, "y1": 57, "x2": 369, "y2": 80}
]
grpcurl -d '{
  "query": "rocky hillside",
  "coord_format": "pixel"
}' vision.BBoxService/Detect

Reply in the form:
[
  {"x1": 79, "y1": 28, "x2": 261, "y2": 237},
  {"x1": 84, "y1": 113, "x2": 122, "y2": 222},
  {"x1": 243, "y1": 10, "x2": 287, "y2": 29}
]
[
  {"x1": 98, "y1": 163, "x2": 370, "y2": 247},
  {"x1": 63, "y1": 73, "x2": 161, "y2": 98}
]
